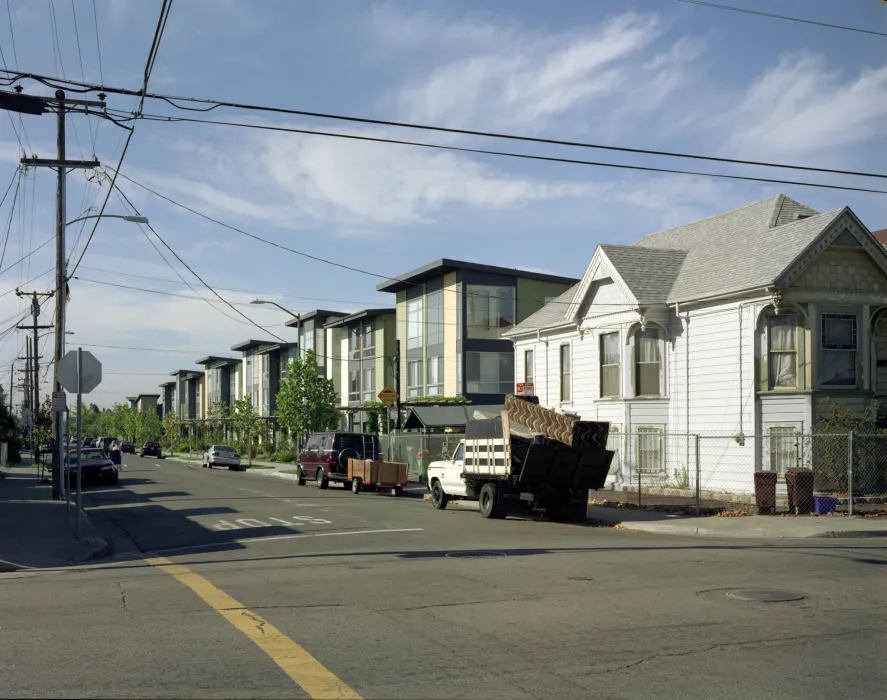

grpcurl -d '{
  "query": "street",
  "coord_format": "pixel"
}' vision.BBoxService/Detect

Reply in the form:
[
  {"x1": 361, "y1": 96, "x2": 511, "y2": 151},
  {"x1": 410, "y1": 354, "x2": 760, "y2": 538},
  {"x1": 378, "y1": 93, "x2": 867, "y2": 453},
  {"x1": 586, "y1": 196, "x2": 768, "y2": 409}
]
[{"x1": 1, "y1": 456, "x2": 885, "y2": 699}]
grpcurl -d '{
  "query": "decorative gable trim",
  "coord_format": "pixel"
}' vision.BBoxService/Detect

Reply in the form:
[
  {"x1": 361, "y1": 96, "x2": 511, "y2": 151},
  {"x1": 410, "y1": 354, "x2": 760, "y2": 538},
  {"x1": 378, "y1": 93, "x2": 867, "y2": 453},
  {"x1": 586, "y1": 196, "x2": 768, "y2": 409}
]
[
  {"x1": 564, "y1": 247, "x2": 638, "y2": 324},
  {"x1": 777, "y1": 210, "x2": 887, "y2": 290}
]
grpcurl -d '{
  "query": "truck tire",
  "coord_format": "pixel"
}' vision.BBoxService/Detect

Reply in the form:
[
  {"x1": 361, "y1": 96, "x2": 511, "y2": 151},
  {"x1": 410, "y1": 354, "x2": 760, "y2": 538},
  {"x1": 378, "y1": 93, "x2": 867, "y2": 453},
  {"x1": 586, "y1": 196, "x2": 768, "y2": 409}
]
[
  {"x1": 570, "y1": 489, "x2": 589, "y2": 523},
  {"x1": 431, "y1": 481, "x2": 448, "y2": 510},
  {"x1": 316, "y1": 468, "x2": 329, "y2": 490},
  {"x1": 352, "y1": 478, "x2": 362, "y2": 494},
  {"x1": 297, "y1": 467, "x2": 306, "y2": 486},
  {"x1": 546, "y1": 498, "x2": 568, "y2": 522},
  {"x1": 479, "y1": 483, "x2": 506, "y2": 519}
]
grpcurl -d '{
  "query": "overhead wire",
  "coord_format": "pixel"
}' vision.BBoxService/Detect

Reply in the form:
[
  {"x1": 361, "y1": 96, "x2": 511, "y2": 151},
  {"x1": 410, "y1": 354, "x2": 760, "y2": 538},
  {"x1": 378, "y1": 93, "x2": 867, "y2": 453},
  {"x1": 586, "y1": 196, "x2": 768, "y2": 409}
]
[
  {"x1": 2, "y1": 0, "x2": 32, "y2": 153},
  {"x1": 0, "y1": 169, "x2": 21, "y2": 271},
  {"x1": 91, "y1": 0, "x2": 104, "y2": 87},
  {"x1": 676, "y1": 0, "x2": 887, "y2": 38},
  {"x1": 0, "y1": 234, "x2": 54, "y2": 278},
  {"x1": 69, "y1": 0, "x2": 97, "y2": 151}
]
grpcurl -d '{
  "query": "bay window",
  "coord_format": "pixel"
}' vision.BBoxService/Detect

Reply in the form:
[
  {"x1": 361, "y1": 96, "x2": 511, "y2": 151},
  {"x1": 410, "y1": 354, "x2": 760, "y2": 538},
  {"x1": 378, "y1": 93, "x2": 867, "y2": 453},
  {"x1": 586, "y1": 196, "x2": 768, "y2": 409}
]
[
  {"x1": 467, "y1": 285, "x2": 515, "y2": 339},
  {"x1": 820, "y1": 313, "x2": 857, "y2": 387},
  {"x1": 600, "y1": 332, "x2": 620, "y2": 398},
  {"x1": 768, "y1": 315, "x2": 798, "y2": 389},
  {"x1": 635, "y1": 329, "x2": 661, "y2": 396},
  {"x1": 466, "y1": 351, "x2": 514, "y2": 394}
]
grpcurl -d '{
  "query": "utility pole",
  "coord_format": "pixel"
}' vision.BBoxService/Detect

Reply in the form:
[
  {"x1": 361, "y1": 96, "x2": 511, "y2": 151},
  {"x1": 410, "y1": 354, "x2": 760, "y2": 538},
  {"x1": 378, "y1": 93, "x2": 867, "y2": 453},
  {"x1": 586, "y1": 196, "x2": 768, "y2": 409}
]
[
  {"x1": 20, "y1": 90, "x2": 101, "y2": 500},
  {"x1": 394, "y1": 339, "x2": 401, "y2": 430},
  {"x1": 8, "y1": 364, "x2": 13, "y2": 416}
]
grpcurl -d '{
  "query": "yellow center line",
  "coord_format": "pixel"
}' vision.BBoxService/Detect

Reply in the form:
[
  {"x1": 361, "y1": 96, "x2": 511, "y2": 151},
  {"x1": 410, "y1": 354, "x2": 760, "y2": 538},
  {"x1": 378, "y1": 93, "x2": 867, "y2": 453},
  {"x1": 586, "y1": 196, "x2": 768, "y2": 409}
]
[{"x1": 145, "y1": 556, "x2": 362, "y2": 700}]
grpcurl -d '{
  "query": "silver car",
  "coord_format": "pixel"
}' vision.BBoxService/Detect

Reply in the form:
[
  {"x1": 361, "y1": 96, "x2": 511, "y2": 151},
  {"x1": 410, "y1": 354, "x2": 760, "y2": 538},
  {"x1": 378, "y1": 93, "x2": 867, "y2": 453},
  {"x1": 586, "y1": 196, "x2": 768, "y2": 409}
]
[{"x1": 202, "y1": 445, "x2": 242, "y2": 470}]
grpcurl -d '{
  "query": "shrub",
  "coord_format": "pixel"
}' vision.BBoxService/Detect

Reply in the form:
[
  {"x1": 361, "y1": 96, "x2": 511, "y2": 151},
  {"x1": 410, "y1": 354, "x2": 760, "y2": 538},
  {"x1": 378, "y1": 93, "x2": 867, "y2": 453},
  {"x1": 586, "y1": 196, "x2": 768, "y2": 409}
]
[{"x1": 278, "y1": 451, "x2": 299, "y2": 464}]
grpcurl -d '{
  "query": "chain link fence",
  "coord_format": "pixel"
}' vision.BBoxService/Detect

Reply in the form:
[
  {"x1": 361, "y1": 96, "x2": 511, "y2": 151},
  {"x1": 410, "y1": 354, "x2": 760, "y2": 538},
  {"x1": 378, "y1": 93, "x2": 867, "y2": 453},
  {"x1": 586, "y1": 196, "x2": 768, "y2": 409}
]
[{"x1": 379, "y1": 432, "x2": 465, "y2": 484}]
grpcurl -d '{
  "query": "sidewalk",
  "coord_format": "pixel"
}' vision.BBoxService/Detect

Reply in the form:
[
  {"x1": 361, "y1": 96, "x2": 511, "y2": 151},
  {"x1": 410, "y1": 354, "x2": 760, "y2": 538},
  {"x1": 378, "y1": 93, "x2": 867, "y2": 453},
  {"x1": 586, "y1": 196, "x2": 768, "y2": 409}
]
[
  {"x1": 586, "y1": 504, "x2": 887, "y2": 539},
  {"x1": 166, "y1": 452, "x2": 429, "y2": 498},
  {"x1": 0, "y1": 459, "x2": 109, "y2": 571}
]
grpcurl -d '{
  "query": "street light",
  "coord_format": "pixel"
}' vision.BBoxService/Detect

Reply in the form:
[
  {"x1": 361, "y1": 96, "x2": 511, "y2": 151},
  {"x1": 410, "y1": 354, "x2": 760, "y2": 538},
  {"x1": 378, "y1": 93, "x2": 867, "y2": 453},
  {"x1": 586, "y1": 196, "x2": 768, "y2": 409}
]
[
  {"x1": 250, "y1": 299, "x2": 302, "y2": 354},
  {"x1": 65, "y1": 213, "x2": 149, "y2": 227}
]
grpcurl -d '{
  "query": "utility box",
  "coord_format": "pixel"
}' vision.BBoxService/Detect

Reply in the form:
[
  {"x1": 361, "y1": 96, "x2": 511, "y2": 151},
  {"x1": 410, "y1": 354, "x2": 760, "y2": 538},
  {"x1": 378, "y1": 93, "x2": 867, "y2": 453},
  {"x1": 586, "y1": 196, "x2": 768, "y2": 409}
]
[
  {"x1": 753, "y1": 471, "x2": 778, "y2": 515},
  {"x1": 785, "y1": 467, "x2": 814, "y2": 515}
]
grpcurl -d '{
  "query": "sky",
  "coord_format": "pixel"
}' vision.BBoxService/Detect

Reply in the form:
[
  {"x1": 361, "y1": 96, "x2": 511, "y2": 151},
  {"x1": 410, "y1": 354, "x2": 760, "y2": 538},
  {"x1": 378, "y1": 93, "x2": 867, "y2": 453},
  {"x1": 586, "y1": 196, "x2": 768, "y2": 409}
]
[{"x1": 0, "y1": 0, "x2": 885, "y2": 407}]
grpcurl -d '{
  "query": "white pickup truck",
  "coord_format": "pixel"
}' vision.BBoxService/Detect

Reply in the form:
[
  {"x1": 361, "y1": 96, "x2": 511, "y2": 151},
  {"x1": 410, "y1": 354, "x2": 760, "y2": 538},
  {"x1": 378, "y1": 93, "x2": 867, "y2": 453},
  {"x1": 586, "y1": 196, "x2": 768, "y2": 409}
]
[{"x1": 427, "y1": 396, "x2": 613, "y2": 521}]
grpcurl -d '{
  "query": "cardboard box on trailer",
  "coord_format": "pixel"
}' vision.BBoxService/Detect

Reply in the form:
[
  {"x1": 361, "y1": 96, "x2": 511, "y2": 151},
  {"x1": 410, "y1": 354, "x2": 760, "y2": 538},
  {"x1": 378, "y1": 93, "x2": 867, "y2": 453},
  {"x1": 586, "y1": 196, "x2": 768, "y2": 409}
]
[{"x1": 347, "y1": 458, "x2": 408, "y2": 485}]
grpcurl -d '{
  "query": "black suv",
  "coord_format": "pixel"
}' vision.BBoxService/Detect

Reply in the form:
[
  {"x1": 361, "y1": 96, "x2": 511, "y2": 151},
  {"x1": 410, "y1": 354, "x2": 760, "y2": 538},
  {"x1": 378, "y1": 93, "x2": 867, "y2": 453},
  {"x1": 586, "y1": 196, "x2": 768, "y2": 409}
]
[{"x1": 140, "y1": 441, "x2": 162, "y2": 458}]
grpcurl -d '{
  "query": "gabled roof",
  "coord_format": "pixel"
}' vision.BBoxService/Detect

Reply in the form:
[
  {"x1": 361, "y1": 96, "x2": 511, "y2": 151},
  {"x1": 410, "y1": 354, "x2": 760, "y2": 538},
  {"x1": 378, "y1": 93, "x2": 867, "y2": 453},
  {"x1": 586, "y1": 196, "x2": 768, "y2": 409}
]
[
  {"x1": 598, "y1": 245, "x2": 687, "y2": 304},
  {"x1": 324, "y1": 308, "x2": 395, "y2": 328},
  {"x1": 376, "y1": 258, "x2": 578, "y2": 293},
  {"x1": 503, "y1": 284, "x2": 579, "y2": 337}
]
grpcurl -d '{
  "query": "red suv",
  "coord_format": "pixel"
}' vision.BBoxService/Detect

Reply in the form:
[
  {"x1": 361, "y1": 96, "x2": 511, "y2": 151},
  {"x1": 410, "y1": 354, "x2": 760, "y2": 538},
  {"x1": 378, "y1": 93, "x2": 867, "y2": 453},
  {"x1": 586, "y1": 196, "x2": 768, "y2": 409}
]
[{"x1": 297, "y1": 432, "x2": 381, "y2": 489}]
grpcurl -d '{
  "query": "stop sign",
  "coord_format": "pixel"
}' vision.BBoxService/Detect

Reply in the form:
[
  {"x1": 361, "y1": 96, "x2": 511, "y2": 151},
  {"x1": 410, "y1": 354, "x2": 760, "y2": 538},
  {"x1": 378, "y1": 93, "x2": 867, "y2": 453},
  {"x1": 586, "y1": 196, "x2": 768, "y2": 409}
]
[{"x1": 57, "y1": 350, "x2": 102, "y2": 394}]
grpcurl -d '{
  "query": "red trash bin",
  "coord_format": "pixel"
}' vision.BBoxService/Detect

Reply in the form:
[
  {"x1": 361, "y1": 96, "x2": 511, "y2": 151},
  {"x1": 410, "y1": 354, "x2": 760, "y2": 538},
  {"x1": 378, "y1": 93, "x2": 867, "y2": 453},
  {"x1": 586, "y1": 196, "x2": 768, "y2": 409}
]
[
  {"x1": 754, "y1": 471, "x2": 777, "y2": 515},
  {"x1": 785, "y1": 467, "x2": 814, "y2": 515}
]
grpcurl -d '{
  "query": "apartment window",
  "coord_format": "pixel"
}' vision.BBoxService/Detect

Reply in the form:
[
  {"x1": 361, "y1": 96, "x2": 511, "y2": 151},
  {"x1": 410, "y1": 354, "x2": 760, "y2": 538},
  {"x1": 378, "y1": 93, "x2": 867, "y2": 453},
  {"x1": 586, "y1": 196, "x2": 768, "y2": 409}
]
[
  {"x1": 768, "y1": 426, "x2": 798, "y2": 476},
  {"x1": 636, "y1": 427, "x2": 662, "y2": 473},
  {"x1": 524, "y1": 349, "x2": 534, "y2": 384},
  {"x1": 362, "y1": 367, "x2": 374, "y2": 403},
  {"x1": 559, "y1": 344, "x2": 571, "y2": 402},
  {"x1": 426, "y1": 290, "x2": 443, "y2": 345},
  {"x1": 363, "y1": 324, "x2": 374, "y2": 359},
  {"x1": 466, "y1": 352, "x2": 514, "y2": 394},
  {"x1": 820, "y1": 313, "x2": 857, "y2": 387},
  {"x1": 466, "y1": 285, "x2": 516, "y2": 339},
  {"x1": 426, "y1": 356, "x2": 443, "y2": 396},
  {"x1": 600, "y1": 332, "x2": 620, "y2": 398},
  {"x1": 300, "y1": 329, "x2": 314, "y2": 360},
  {"x1": 195, "y1": 382, "x2": 202, "y2": 420},
  {"x1": 349, "y1": 327, "x2": 360, "y2": 360},
  {"x1": 456, "y1": 352, "x2": 462, "y2": 395},
  {"x1": 407, "y1": 360, "x2": 423, "y2": 398},
  {"x1": 229, "y1": 370, "x2": 237, "y2": 402},
  {"x1": 768, "y1": 315, "x2": 798, "y2": 389},
  {"x1": 635, "y1": 329, "x2": 661, "y2": 396},
  {"x1": 245, "y1": 358, "x2": 252, "y2": 397},
  {"x1": 348, "y1": 370, "x2": 359, "y2": 403},
  {"x1": 407, "y1": 297, "x2": 423, "y2": 350}
]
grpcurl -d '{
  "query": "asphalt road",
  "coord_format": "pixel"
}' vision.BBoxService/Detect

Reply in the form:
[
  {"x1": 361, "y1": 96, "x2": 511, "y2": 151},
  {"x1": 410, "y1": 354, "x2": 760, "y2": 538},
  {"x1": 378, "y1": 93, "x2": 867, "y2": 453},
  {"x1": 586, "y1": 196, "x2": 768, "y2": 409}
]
[{"x1": 2, "y1": 455, "x2": 886, "y2": 699}]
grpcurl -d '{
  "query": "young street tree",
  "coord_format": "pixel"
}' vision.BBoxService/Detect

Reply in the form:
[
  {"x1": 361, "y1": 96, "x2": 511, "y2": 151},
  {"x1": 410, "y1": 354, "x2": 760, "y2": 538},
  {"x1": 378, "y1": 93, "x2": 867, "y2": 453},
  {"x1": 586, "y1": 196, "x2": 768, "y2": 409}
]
[
  {"x1": 276, "y1": 349, "x2": 340, "y2": 449},
  {"x1": 231, "y1": 396, "x2": 262, "y2": 465},
  {"x1": 162, "y1": 410, "x2": 179, "y2": 453}
]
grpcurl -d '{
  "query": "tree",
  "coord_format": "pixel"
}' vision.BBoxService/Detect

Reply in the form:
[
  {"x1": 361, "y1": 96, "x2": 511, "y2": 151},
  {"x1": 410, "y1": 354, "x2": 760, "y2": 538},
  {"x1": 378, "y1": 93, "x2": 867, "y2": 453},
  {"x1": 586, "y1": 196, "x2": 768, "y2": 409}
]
[
  {"x1": 276, "y1": 349, "x2": 340, "y2": 448},
  {"x1": 206, "y1": 399, "x2": 229, "y2": 445},
  {"x1": 231, "y1": 396, "x2": 262, "y2": 465}
]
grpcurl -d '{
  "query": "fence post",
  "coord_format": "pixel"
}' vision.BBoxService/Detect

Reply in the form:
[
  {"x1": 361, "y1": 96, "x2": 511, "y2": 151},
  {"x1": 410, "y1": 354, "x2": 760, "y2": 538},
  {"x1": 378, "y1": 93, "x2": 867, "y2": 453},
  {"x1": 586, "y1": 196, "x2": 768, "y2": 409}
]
[
  {"x1": 694, "y1": 434, "x2": 701, "y2": 515},
  {"x1": 847, "y1": 430, "x2": 855, "y2": 516},
  {"x1": 636, "y1": 434, "x2": 642, "y2": 507}
]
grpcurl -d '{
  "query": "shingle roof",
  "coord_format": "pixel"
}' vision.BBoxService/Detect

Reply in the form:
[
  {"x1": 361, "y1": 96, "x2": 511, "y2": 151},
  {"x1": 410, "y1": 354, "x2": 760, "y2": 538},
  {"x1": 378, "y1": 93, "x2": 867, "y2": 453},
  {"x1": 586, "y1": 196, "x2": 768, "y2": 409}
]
[
  {"x1": 598, "y1": 245, "x2": 687, "y2": 304},
  {"x1": 503, "y1": 284, "x2": 579, "y2": 336},
  {"x1": 633, "y1": 195, "x2": 844, "y2": 302}
]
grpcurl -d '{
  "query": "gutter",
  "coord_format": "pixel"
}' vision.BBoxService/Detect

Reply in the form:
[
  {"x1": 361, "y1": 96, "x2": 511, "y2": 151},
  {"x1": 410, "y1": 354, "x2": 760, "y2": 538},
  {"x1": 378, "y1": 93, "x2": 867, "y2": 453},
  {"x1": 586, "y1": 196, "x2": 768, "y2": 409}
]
[{"x1": 669, "y1": 285, "x2": 774, "y2": 308}]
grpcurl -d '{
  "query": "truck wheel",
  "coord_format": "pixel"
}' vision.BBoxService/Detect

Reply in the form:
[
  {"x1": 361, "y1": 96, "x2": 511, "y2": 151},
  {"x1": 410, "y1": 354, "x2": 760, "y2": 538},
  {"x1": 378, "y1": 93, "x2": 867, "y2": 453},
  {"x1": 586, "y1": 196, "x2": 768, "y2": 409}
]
[
  {"x1": 546, "y1": 499, "x2": 568, "y2": 522},
  {"x1": 316, "y1": 469, "x2": 329, "y2": 490},
  {"x1": 479, "y1": 483, "x2": 506, "y2": 519},
  {"x1": 431, "y1": 481, "x2": 448, "y2": 510},
  {"x1": 296, "y1": 467, "x2": 306, "y2": 486},
  {"x1": 393, "y1": 486, "x2": 403, "y2": 497},
  {"x1": 352, "y1": 478, "x2": 362, "y2": 494},
  {"x1": 570, "y1": 490, "x2": 589, "y2": 523}
]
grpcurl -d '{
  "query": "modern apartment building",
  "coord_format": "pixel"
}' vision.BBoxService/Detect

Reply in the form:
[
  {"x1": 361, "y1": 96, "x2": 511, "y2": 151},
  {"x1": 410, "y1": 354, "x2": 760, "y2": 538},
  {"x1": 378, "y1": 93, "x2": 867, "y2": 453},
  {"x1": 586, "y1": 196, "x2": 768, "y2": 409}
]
[
  {"x1": 284, "y1": 310, "x2": 347, "y2": 375},
  {"x1": 324, "y1": 308, "x2": 396, "y2": 431},
  {"x1": 134, "y1": 394, "x2": 160, "y2": 414},
  {"x1": 171, "y1": 369, "x2": 204, "y2": 421},
  {"x1": 229, "y1": 340, "x2": 299, "y2": 417},
  {"x1": 195, "y1": 356, "x2": 242, "y2": 412},
  {"x1": 159, "y1": 381, "x2": 176, "y2": 416},
  {"x1": 377, "y1": 259, "x2": 578, "y2": 405}
]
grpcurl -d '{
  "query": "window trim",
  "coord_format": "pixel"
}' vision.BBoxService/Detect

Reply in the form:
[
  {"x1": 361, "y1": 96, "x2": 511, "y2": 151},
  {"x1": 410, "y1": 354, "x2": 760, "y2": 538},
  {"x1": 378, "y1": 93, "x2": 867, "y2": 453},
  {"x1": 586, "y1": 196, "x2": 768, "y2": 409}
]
[
  {"x1": 426, "y1": 289, "x2": 444, "y2": 346},
  {"x1": 767, "y1": 425, "x2": 798, "y2": 476},
  {"x1": 407, "y1": 297, "x2": 424, "y2": 350},
  {"x1": 633, "y1": 327, "x2": 662, "y2": 397},
  {"x1": 466, "y1": 284, "x2": 516, "y2": 339},
  {"x1": 426, "y1": 355, "x2": 443, "y2": 397},
  {"x1": 407, "y1": 359, "x2": 423, "y2": 398},
  {"x1": 559, "y1": 343, "x2": 572, "y2": 403},
  {"x1": 524, "y1": 348, "x2": 534, "y2": 385},
  {"x1": 635, "y1": 426, "x2": 663, "y2": 474},
  {"x1": 600, "y1": 331, "x2": 621, "y2": 398},
  {"x1": 819, "y1": 312, "x2": 858, "y2": 389},
  {"x1": 465, "y1": 350, "x2": 515, "y2": 395}
]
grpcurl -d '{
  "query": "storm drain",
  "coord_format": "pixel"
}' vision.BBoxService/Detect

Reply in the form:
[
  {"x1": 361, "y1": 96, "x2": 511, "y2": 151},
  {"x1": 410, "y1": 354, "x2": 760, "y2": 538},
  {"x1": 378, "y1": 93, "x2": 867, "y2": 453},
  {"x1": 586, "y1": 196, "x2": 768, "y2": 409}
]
[
  {"x1": 726, "y1": 589, "x2": 804, "y2": 603},
  {"x1": 445, "y1": 551, "x2": 506, "y2": 559}
]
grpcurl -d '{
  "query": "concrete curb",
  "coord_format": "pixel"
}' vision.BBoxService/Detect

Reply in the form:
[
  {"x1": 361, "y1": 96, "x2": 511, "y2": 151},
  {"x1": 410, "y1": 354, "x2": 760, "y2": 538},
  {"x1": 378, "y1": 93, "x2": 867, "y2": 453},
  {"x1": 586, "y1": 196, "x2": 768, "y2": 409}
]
[{"x1": 599, "y1": 519, "x2": 887, "y2": 539}]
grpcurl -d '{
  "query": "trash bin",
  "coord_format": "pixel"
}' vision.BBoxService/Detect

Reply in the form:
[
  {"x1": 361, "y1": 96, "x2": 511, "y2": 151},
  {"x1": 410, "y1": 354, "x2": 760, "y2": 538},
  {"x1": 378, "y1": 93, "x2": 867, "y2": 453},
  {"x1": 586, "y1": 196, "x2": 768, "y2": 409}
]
[
  {"x1": 109, "y1": 448, "x2": 122, "y2": 465},
  {"x1": 753, "y1": 471, "x2": 777, "y2": 515},
  {"x1": 785, "y1": 467, "x2": 814, "y2": 515}
]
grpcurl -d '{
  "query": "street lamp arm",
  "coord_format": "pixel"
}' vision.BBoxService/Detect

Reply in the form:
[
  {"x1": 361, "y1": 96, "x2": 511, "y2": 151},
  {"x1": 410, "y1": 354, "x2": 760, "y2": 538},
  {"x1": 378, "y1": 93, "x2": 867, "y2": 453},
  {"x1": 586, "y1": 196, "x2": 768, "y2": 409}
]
[
  {"x1": 250, "y1": 299, "x2": 301, "y2": 321},
  {"x1": 64, "y1": 214, "x2": 149, "y2": 227}
]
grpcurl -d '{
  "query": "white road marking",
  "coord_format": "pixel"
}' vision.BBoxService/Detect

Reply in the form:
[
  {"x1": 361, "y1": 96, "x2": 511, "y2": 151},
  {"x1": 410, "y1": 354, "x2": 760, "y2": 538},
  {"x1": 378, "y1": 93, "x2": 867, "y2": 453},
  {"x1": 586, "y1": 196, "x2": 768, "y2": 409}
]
[
  {"x1": 268, "y1": 517, "x2": 293, "y2": 526},
  {"x1": 236, "y1": 518, "x2": 271, "y2": 528},
  {"x1": 151, "y1": 528, "x2": 425, "y2": 555}
]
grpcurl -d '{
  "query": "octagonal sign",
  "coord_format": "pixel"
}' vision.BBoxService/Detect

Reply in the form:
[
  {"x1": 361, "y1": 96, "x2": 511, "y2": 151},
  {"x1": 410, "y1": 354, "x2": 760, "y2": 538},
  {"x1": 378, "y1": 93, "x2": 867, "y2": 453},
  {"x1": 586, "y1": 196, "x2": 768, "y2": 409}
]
[{"x1": 57, "y1": 350, "x2": 102, "y2": 394}]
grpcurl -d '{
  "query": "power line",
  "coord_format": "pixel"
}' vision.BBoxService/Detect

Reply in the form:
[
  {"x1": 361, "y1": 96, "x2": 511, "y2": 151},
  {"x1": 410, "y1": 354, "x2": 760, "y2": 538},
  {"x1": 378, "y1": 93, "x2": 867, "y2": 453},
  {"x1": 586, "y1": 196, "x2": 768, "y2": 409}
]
[
  {"x1": 67, "y1": 0, "x2": 173, "y2": 277},
  {"x1": 0, "y1": 169, "x2": 21, "y2": 271},
  {"x1": 69, "y1": 0, "x2": 97, "y2": 151},
  {"x1": 4, "y1": 67, "x2": 887, "y2": 182},
  {"x1": 676, "y1": 0, "x2": 887, "y2": 38},
  {"x1": 3, "y1": 0, "x2": 31, "y2": 152},
  {"x1": 91, "y1": 0, "x2": 104, "y2": 86},
  {"x1": 117, "y1": 110, "x2": 887, "y2": 196},
  {"x1": 0, "y1": 234, "x2": 53, "y2": 279}
]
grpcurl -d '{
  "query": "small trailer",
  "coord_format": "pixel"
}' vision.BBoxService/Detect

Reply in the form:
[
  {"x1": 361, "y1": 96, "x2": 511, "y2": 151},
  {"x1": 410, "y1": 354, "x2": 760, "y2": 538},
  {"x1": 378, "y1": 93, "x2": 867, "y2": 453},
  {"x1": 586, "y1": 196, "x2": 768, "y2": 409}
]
[
  {"x1": 427, "y1": 395, "x2": 613, "y2": 522},
  {"x1": 347, "y1": 458, "x2": 409, "y2": 496}
]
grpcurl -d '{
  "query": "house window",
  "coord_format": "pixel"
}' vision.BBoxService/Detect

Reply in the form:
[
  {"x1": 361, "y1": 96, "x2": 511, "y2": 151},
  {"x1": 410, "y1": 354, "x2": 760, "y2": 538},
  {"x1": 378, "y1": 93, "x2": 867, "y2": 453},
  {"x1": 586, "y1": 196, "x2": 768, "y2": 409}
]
[
  {"x1": 524, "y1": 349, "x2": 534, "y2": 384},
  {"x1": 407, "y1": 360, "x2": 423, "y2": 398},
  {"x1": 559, "y1": 344, "x2": 571, "y2": 402},
  {"x1": 466, "y1": 285, "x2": 516, "y2": 339},
  {"x1": 600, "y1": 332, "x2": 620, "y2": 398},
  {"x1": 362, "y1": 367, "x2": 374, "y2": 403},
  {"x1": 768, "y1": 315, "x2": 798, "y2": 389},
  {"x1": 407, "y1": 297, "x2": 424, "y2": 350},
  {"x1": 348, "y1": 370, "x2": 359, "y2": 403},
  {"x1": 466, "y1": 351, "x2": 514, "y2": 394},
  {"x1": 768, "y1": 426, "x2": 797, "y2": 476},
  {"x1": 820, "y1": 313, "x2": 857, "y2": 387},
  {"x1": 635, "y1": 329, "x2": 661, "y2": 396},
  {"x1": 363, "y1": 324, "x2": 374, "y2": 359},
  {"x1": 426, "y1": 290, "x2": 443, "y2": 345},
  {"x1": 607, "y1": 425, "x2": 621, "y2": 475},
  {"x1": 300, "y1": 329, "x2": 314, "y2": 360},
  {"x1": 636, "y1": 427, "x2": 662, "y2": 473},
  {"x1": 349, "y1": 327, "x2": 360, "y2": 360},
  {"x1": 426, "y1": 356, "x2": 443, "y2": 396}
]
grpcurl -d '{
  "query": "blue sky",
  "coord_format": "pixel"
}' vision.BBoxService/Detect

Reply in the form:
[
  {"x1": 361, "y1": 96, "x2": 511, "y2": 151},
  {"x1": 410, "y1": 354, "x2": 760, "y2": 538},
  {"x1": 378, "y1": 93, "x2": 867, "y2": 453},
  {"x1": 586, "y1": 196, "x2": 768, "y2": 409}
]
[{"x1": 1, "y1": 0, "x2": 886, "y2": 405}]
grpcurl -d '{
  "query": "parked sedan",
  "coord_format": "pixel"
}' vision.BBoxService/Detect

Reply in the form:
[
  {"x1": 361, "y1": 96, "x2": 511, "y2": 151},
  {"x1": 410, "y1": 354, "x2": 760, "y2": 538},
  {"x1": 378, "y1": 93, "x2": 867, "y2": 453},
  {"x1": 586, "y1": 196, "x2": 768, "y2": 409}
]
[
  {"x1": 140, "y1": 442, "x2": 162, "y2": 458},
  {"x1": 67, "y1": 448, "x2": 119, "y2": 486},
  {"x1": 119, "y1": 441, "x2": 135, "y2": 454},
  {"x1": 203, "y1": 445, "x2": 241, "y2": 470}
]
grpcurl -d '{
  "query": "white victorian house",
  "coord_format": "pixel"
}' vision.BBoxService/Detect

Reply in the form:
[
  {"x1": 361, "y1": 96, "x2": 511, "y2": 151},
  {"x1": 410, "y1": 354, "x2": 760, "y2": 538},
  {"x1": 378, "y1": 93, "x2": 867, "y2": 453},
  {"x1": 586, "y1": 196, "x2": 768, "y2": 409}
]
[{"x1": 505, "y1": 195, "x2": 887, "y2": 494}]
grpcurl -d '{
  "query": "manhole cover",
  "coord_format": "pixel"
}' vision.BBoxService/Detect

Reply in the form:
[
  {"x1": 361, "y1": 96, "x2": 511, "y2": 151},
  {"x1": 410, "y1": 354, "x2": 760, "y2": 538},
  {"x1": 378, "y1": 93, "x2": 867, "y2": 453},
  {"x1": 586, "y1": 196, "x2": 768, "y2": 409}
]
[
  {"x1": 726, "y1": 589, "x2": 804, "y2": 603},
  {"x1": 445, "y1": 551, "x2": 506, "y2": 559},
  {"x1": 568, "y1": 576, "x2": 594, "y2": 581}
]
